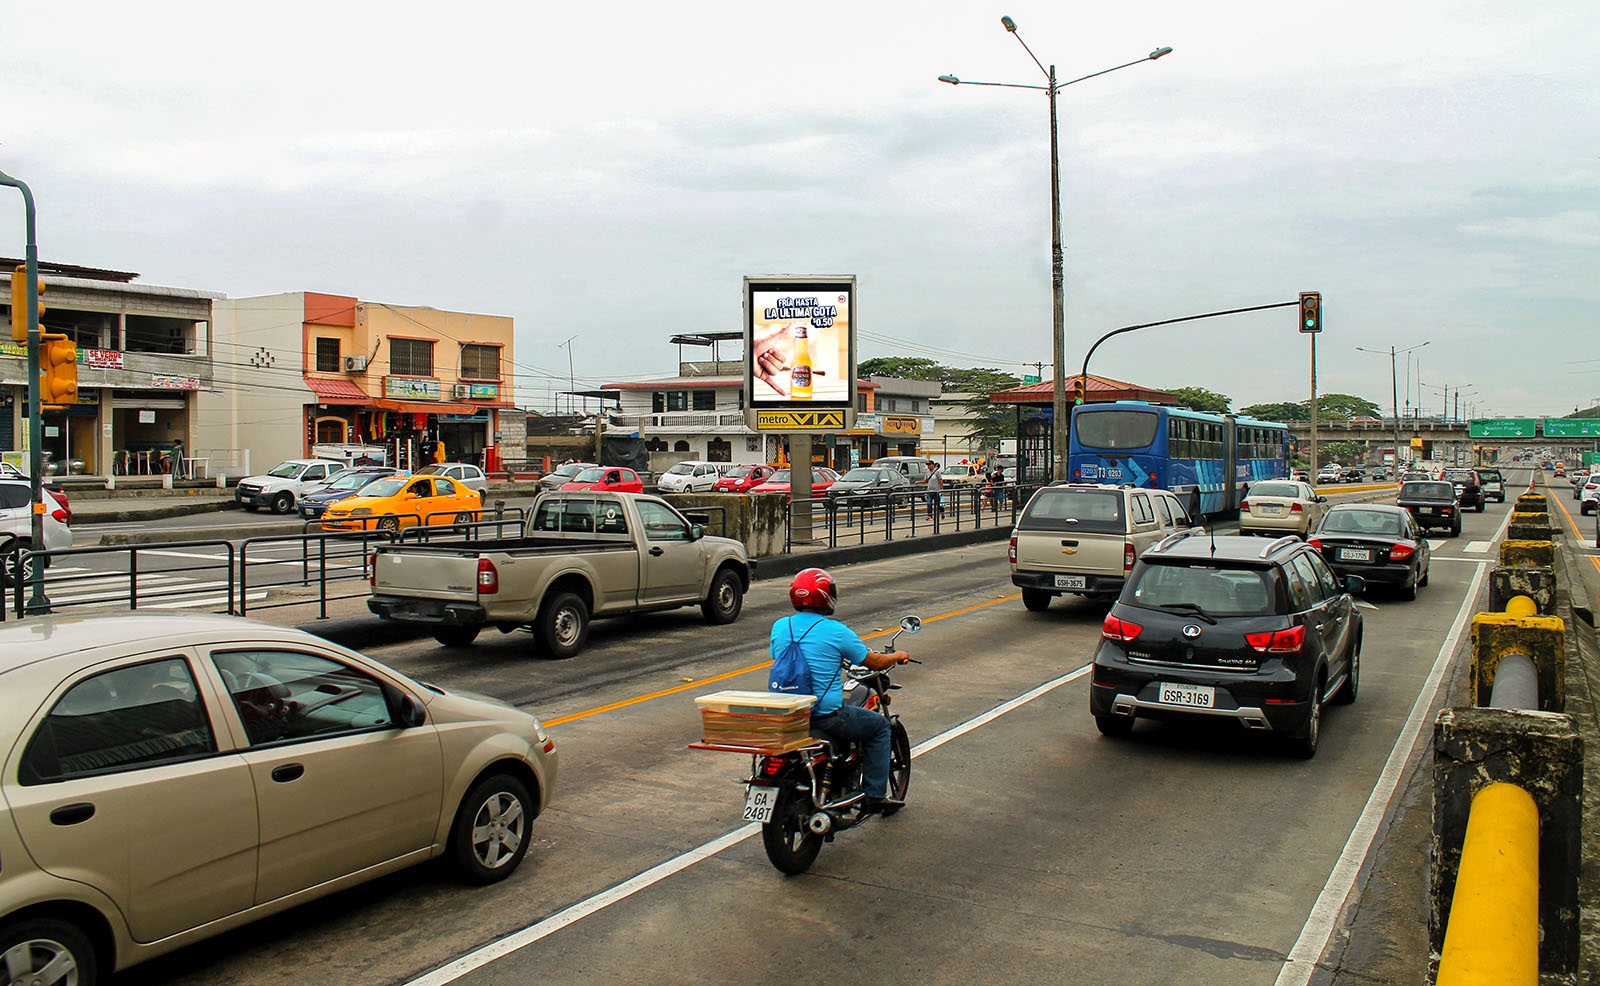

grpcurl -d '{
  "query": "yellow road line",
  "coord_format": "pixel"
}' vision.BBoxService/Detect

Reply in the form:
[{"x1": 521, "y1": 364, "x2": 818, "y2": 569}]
[
  {"x1": 1548, "y1": 491, "x2": 1600, "y2": 578},
  {"x1": 544, "y1": 592, "x2": 1024, "y2": 727},
  {"x1": 1313, "y1": 482, "x2": 1400, "y2": 495}
]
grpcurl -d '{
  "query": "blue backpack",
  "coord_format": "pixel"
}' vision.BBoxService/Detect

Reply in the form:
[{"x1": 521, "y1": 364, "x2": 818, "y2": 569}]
[{"x1": 768, "y1": 618, "x2": 820, "y2": 696}]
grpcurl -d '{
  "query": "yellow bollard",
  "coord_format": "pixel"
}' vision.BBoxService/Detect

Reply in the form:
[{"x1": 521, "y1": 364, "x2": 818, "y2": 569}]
[
  {"x1": 1505, "y1": 595, "x2": 1538, "y2": 617},
  {"x1": 1437, "y1": 783, "x2": 1539, "y2": 986}
]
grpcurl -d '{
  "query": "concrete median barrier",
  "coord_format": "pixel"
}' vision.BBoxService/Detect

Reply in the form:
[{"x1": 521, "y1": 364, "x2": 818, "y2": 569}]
[
  {"x1": 1499, "y1": 539, "x2": 1556, "y2": 568},
  {"x1": 1435, "y1": 782, "x2": 1539, "y2": 986},
  {"x1": 1515, "y1": 492, "x2": 1548, "y2": 516},
  {"x1": 1470, "y1": 610, "x2": 1565, "y2": 712},
  {"x1": 1507, "y1": 511, "x2": 1555, "y2": 541},
  {"x1": 1488, "y1": 566, "x2": 1556, "y2": 615},
  {"x1": 1431, "y1": 707, "x2": 1582, "y2": 980}
]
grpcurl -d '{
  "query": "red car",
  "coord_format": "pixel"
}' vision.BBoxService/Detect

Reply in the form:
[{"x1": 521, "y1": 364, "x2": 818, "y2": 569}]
[
  {"x1": 750, "y1": 467, "x2": 840, "y2": 500},
  {"x1": 712, "y1": 464, "x2": 778, "y2": 493},
  {"x1": 560, "y1": 467, "x2": 644, "y2": 493}
]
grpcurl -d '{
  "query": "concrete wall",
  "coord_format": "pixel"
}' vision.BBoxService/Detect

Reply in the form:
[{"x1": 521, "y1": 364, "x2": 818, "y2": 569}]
[
  {"x1": 660, "y1": 492, "x2": 787, "y2": 558},
  {"x1": 192, "y1": 292, "x2": 313, "y2": 474}
]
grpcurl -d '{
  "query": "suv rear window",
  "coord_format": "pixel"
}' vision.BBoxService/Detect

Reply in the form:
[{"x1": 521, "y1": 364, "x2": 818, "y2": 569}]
[
  {"x1": 1018, "y1": 488, "x2": 1124, "y2": 534},
  {"x1": 1477, "y1": 470, "x2": 1502, "y2": 482},
  {"x1": 1401, "y1": 482, "x2": 1453, "y2": 499},
  {"x1": 1127, "y1": 562, "x2": 1276, "y2": 617}
]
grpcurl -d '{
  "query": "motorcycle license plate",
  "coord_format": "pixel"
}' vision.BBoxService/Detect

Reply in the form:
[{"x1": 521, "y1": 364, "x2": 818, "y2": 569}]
[
  {"x1": 1054, "y1": 575, "x2": 1086, "y2": 589},
  {"x1": 1157, "y1": 682, "x2": 1215, "y2": 708},
  {"x1": 743, "y1": 786, "x2": 778, "y2": 823}
]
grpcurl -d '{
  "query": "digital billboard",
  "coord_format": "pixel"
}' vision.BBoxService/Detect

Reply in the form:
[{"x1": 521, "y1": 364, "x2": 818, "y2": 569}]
[{"x1": 744, "y1": 275, "x2": 856, "y2": 431}]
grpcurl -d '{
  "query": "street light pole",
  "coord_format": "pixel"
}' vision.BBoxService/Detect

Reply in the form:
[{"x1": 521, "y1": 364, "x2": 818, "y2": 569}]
[
  {"x1": 1358, "y1": 341, "x2": 1427, "y2": 470},
  {"x1": 0, "y1": 169, "x2": 49, "y2": 613},
  {"x1": 939, "y1": 21, "x2": 1171, "y2": 481}
]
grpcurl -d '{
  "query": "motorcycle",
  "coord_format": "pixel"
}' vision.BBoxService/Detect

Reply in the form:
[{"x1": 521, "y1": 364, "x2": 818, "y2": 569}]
[{"x1": 742, "y1": 615, "x2": 922, "y2": 874}]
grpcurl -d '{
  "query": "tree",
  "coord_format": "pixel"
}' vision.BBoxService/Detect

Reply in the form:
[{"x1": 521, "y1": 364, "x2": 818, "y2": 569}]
[
  {"x1": 1318, "y1": 440, "x2": 1367, "y2": 466},
  {"x1": 1318, "y1": 393, "x2": 1382, "y2": 420},
  {"x1": 1240, "y1": 401, "x2": 1309, "y2": 422},
  {"x1": 857, "y1": 356, "x2": 944, "y2": 380},
  {"x1": 1165, "y1": 386, "x2": 1231, "y2": 414},
  {"x1": 858, "y1": 355, "x2": 1020, "y2": 445}
]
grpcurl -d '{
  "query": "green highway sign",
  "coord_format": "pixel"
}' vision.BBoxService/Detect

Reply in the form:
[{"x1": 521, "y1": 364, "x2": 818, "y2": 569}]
[
  {"x1": 1542, "y1": 418, "x2": 1600, "y2": 438},
  {"x1": 1469, "y1": 418, "x2": 1538, "y2": 439},
  {"x1": 1022, "y1": 374, "x2": 1041, "y2": 384}
]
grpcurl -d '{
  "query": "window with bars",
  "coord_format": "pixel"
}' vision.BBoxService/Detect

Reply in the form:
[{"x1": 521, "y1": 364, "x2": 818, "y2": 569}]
[
  {"x1": 666, "y1": 391, "x2": 688, "y2": 412},
  {"x1": 460, "y1": 344, "x2": 500, "y2": 380},
  {"x1": 692, "y1": 390, "x2": 716, "y2": 411},
  {"x1": 315, "y1": 338, "x2": 341, "y2": 373},
  {"x1": 388, "y1": 338, "x2": 433, "y2": 377}
]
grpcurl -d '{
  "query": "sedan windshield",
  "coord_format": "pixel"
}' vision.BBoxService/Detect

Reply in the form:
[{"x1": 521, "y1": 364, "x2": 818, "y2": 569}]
[
  {"x1": 573, "y1": 469, "x2": 605, "y2": 483},
  {"x1": 725, "y1": 466, "x2": 754, "y2": 479},
  {"x1": 1248, "y1": 482, "x2": 1302, "y2": 499},
  {"x1": 555, "y1": 463, "x2": 586, "y2": 478},
  {"x1": 666, "y1": 463, "x2": 695, "y2": 475},
  {"x1": 1321, "y1": 509, "x2": 1403, "y2": 536},
  {"x1": 1127, "y1": 563, "x2": 1275, "y2": 617},
  {"x1": 766, "y1": 470, "x2": 791, "y2": 483},
  {"x1": 840, "y1": 469, "x2": 887, "y2": 482},
  {"x1": 330, "y1": 472, "x2": 385, "y2": 491},
  {"x1": 358, "y1": 478, "x2": 407, "y2": 498}
]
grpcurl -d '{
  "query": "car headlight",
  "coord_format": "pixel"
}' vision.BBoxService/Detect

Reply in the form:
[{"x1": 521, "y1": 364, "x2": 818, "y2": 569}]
[{"x1": 351, "y1": 507, "x2": 372, "y2": 516}]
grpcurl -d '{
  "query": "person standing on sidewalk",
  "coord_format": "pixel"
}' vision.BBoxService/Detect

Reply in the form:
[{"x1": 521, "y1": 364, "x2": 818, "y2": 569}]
[{"x1": 926, "y1": 462, "x2": 945, "y2": 519}]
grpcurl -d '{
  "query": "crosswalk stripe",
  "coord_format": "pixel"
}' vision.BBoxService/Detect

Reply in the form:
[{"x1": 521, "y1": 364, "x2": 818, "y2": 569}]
[
  {"x1": 1427, "y1": 540, "x2": 1444, "y2": 551},
  {"x1": 1463, "y1": 540, "x2": 1492, "y2": 553}
]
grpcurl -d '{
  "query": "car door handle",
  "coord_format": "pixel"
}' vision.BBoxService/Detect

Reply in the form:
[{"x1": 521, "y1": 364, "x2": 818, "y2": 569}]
[
  {"x1": 49, "y1": 802, "x2": 95, "y2": 826},
  {"x1": 271, "y1": 763, "x2": 305, "y2": 783},
  {"x1": 649, "y1": 546, "x2": 664, "y2": 557}
]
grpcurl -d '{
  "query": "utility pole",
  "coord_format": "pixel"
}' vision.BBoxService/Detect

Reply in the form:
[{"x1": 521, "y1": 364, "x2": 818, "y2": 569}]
[
  {"x1": 557, "y1": 336, "x2": 576, "y2": 416},
  {"x1": 0, "y1": 170, "x2": 50, "y2": 612},
  {"x1": 1309, "y1": 334, "x2": 1318, "y2": 473}
]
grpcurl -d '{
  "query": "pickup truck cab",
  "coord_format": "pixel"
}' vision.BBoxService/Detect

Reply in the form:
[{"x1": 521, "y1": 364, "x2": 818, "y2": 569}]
[
  {"x1": 368, "y1": 492, "x2": 752, "y2": 657},
  {"x1": 235, "y1": 458, "x2": 346, "y2": 514}
]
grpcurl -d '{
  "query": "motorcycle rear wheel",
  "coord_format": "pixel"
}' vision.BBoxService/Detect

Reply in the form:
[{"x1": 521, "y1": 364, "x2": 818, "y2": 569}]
[
  {"x1": 762, "y1": 787, "x2": 823, "y2": 875},
  {"x1": 882, "y1": 720, "x2": 911, "y2": 816}
]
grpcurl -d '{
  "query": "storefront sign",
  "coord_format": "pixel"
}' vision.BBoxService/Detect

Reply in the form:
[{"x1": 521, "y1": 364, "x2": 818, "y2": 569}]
[
  {"x1": 755, "y1": 408, "x2": 846, "y2": 431},
  {"x1": 139, "y1": 410, "x2": 156, "y2": 424},
  {"x1": 82, "y1": 349, "x2": 123, "y2": 369},
  {"x1": 883, "y1": 415, "x2": 921, "y2": 435},
  {"x1": 469, "y1": 382, "x2": 499, "y2": 399},
  {"x1": 853, "y1": 413, "x2": 879, "y2": 432},
  {"x1": 151, "y1": 373, "x2": 200, "y2": 390},
  {"x1": 384, "y1": 377, "x2": 441, "y2": 401}
]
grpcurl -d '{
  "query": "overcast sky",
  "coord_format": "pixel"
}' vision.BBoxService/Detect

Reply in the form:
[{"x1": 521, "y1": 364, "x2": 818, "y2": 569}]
[{"x1": 3, "y1": 1, "x2": 1595, "y2": 417}]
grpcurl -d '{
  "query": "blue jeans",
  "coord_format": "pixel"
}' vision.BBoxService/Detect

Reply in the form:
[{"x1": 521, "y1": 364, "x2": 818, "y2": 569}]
[{"x1": 812, "y1": 704, "x2": 892, "y2": 798}]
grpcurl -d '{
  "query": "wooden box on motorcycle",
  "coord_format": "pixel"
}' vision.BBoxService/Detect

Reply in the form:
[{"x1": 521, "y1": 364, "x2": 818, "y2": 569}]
[{"x1": 693, "y1": 691, "x2": 817, "y2": 753}]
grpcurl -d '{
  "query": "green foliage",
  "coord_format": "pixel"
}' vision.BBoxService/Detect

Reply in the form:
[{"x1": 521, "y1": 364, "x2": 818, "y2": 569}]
[
  {"x1": 1239, "y1": 393, "x2": 1382, "y2": 423},
  {"x1": 1165, "y1": 386, "x2": 1232, "y2": 414},
  {"x1": 1318, "y1": 440, "x2": 1368, "y2": 465},
  {"x1": 857, "y1": 356, "x2": 945, "y2": 380},
  {"x1": 1240, "y1": 401, "x2": 1309, "y2": 422},
  {"x1": 858, "y1": 355, "x2": 1020, "y2": 444}
]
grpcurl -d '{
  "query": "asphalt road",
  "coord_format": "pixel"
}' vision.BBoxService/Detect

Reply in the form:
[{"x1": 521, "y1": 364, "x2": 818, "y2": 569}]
[{"x1": 116, "y1": 482, "x2": 1521, "y2": 986}]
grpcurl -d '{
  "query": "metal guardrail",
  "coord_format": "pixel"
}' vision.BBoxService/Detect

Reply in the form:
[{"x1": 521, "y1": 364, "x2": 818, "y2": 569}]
[
  {"x1": 783, "y1": 482, "x2": 1039, "y2": 552},
  {"x1": 7, "y1": 539, "x2": 237, "y2": 620},
  {"x1": 238, "y1": 529, "x2": 394, "y2": 619}
]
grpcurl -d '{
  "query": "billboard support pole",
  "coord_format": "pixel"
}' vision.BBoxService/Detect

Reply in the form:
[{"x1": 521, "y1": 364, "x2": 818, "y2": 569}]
[{"x1": 791, "y1": 434, "x2": 813, "y2": 544}]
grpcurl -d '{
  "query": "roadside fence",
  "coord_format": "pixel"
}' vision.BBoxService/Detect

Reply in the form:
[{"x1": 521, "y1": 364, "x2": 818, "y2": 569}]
[{"x1": 783, "y1": 482, "x2": 1040, "y2": 553}]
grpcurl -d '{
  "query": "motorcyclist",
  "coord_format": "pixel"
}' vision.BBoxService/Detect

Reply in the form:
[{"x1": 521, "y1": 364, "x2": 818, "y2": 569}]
[{"x1": 771, "y1": 568, "x2": 911, "y2": 813}]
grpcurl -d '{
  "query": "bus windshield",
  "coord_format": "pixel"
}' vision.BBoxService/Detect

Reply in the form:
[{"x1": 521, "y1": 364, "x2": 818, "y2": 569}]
[{"x1": 1075, "y1": 410, "x2": 1159, "y2": 450}]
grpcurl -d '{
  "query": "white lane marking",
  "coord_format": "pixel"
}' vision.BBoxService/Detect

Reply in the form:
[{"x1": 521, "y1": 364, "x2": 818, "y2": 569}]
[
  {"x1": 400, "y1": 664, "x2": 1093, "y2": 986},
  {"x1": 1427, "y1": 540, "x2": 1445, "y2": 551},
  {"x1": 142, "y1": 592, "x2": 268, "y2": 610},
  {"x1": 1271, "y1": 560, "x2": 1488, "y2": 986},
  {"x1": 1353, "y1": 599, "x2": 1380, "y2": 611},
  {"x1": 1486, "y1": 504, "x2": 1516, "y2": 546},
  {"x1": 1463, "y1": 541, "x2": 1492, "y2": 553}
]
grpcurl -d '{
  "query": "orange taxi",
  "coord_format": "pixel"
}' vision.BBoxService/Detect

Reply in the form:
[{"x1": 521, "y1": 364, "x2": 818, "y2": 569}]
[{"x1": 321, "y1": 474, "x2": 483, "y2": 531}]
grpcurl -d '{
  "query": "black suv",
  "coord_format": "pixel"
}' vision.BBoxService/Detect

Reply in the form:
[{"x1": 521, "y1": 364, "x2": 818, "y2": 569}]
[
  {"x1": 1090, "y1": 532, "x2": 1363, "y2": 758},
  {"x1": 1440, "y1": 468, "x2": 1484, "y2": 512}
]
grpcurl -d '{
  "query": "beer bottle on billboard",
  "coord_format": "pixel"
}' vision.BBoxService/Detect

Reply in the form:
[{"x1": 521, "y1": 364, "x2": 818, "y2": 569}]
[{"x1": 791, "y1": 324, "x2": 813, "y2": 399}]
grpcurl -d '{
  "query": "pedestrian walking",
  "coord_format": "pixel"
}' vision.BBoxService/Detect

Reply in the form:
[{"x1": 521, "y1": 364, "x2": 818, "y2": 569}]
[{"x1": 926, "y1": 462, "x2": 945, "y2": 519}]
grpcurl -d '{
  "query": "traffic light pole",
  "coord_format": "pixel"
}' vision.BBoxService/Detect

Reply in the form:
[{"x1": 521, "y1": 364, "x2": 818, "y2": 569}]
[
  {"x1": 1077, "y1": 300, "x2": 1300, "y2": 405},
  {"x1": 0, "y1": 170, "x2": 49, "y2": 613}
]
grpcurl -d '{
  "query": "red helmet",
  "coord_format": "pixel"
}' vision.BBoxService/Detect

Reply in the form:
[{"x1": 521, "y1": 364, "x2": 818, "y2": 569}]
[{"x1": 789, "y1": 568, "x2": 838, "y2": 614}]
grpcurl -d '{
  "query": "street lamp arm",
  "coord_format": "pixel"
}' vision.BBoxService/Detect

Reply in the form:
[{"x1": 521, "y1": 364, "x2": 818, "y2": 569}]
[
  {"x1": 1056, "y1": 53, "x2": 1170, "y2": 91},
  {"x1": 1002, "y1": 19, "x2": 1053, "y2": 82},
  {"x1": 938, "y1": 76, "x2": 1051, "y2": 90},
  {"x1": 1078, "y1": 299, "x2": 1301, "y2": 400}
]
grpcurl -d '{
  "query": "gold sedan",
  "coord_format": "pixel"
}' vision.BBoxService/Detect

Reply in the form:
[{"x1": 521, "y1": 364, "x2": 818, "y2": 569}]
[{"x1": 1239, "y1": 479, "x2": 1329, "y2": 537}]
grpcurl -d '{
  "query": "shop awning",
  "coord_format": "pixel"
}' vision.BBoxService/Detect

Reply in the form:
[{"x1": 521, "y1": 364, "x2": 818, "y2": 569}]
[
  {"x1": 306, "y1": 377, "x2": 374, "y2": 405},
  {"x1": 374, "y1": 398, "x2": 478, "y2": 415}
]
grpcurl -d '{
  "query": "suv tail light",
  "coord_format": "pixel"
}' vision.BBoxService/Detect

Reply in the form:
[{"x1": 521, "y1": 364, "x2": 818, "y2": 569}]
[
  {"x1": 1290, "y1": 502, "x2": 1304, "y2": 513},
  {"x1": 1240, "y1": 500, "x2": 1250, "y2": 512},
  {"x1": 1102, "y1": 613, "x2": 1143, "y2": 642},
  {"x1": 1123, "y1": 543, "x2": 1136, "y2": 572},
  {"x1": 1307, "y1": 537, "x2": 1323, "y2": 550},
  {"x1": 477, "y1": 558, "x2": 499, "y2": 594},
  {"x1": 368, "y1": 551, "x2": 378, "y2": 585},
  {"x1": 1246, "y1": 625, "x2": 1305, "y2": 654},
  {"x1": 1389, "y1": 543, "x2": 1414, "y2": 561},
  {"x1": 1008, "y1": 535, "x2": 1017, "y2": 564}
]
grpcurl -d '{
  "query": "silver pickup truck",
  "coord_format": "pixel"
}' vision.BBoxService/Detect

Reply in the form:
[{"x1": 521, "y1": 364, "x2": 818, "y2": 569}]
[{"x1": 368, "y1": 492, "x2": 752, "y2": 657}]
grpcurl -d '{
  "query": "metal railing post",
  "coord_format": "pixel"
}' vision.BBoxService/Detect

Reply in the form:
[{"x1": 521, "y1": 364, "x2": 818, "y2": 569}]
[
  {"x1": 129, "y1": 548, "x2": 138, "y2": 611},
  {"x1": 318, "y1": 536, "x2": 328, "y2": 620},
  {"x1": 226, "y1": 543, "x2": 236, "y2": 616},
  {"x1": 239, "y1": 541, "x2": 250, "y2": 616}
]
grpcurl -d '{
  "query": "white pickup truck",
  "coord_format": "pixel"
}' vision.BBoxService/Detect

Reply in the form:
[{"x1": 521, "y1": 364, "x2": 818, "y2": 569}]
[
  {"x1": 368, "y1": 491, "x2": 752, "y2": 657},
  {"x1": 235, "y1": 458, "x2": 347, "y2": 514}
]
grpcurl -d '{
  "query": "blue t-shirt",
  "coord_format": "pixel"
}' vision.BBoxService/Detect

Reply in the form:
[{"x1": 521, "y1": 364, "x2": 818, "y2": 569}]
[{"x1": 769, "y1": 612, "x2": 870, "y2": 715}]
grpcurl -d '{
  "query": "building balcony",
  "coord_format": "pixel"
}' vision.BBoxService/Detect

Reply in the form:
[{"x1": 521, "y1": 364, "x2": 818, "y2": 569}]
[
  {"x1": 618, "y1": 411, "x2": 752, "y2": 434},
  {"x1": 0, "y1": 347, "x2": 213, "y2": 391}
]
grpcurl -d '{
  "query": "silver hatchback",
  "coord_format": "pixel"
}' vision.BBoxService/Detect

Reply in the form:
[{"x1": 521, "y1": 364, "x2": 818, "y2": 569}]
[{"x1": 0, "y1": 615, "x2": 557, "y2": 985}]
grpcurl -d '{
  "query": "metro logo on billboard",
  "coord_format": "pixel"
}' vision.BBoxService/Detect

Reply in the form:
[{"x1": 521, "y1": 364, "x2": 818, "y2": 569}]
[{"x1": 755, "y1": 409, "x2": 846, "y2": 431}]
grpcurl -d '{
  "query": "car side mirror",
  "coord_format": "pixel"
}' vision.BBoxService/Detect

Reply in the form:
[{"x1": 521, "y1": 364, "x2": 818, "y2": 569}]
[
  {"x1": 398, "y1": 693, "x2": 427, "y2": 728},
  {"x1": 1315, "y1": 496, "x2": 1327, "y2": 503},
  {"x1": 1344, "y1": 575, "x2": 1366, "y2": 595},
  {"x1": 690, "y1": 524, "x2": 704, "y2": 540}
]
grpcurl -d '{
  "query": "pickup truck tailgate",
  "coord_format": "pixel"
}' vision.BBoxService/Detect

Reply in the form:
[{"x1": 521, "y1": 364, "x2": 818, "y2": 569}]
[{"x1": 374, "y1": 549, "x2": 482, "y2": 601}]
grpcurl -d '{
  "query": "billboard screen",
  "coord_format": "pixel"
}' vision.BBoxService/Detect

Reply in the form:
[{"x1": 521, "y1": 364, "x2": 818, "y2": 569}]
[{"x1": 744, "y1": 276, "x2": 856, "y2": 431}]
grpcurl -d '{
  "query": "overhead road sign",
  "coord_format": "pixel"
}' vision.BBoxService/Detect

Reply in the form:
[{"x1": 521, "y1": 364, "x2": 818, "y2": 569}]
[
  {"x1": 1469, "y1": 419, "x2": 1538, "y2": 439},
  {"x1": 1542, "y1": 418, "x2": 1600, "y2": 438}
]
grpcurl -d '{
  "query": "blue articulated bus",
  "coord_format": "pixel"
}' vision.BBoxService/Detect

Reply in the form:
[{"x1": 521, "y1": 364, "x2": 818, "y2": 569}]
[{"x1": 1067, "y1": 401, "x2": 1290, "y2": 516}]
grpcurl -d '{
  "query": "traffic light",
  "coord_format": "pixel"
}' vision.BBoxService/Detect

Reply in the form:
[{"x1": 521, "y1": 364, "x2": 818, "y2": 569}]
[
  {"x1": 40, "y1": 333, "x2": 78, "y2": 405},
  {"x1": 1073, "y1": 377, "x2": 1086, "y2": 405},
  {"x1": 10, "y1": 265, "x2": 44, "y2": 344},
  {"x1": 1298, "y1": 291, "x2": 1321, "y2": 333}
]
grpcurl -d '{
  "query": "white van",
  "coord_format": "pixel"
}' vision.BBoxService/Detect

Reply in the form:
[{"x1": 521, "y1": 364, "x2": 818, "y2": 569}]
[
  {"x1": 656, "y1": 461, "x2": 725, "y2": 493},
  {"x1": 1009, "y1": 483, "x2": 1197, "y2": 611}
]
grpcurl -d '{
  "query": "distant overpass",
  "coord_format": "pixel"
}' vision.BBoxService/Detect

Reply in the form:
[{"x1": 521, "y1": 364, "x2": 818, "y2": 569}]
[{"x1": 1284, "y1": 420, "x2": 1600, "y2": 450}]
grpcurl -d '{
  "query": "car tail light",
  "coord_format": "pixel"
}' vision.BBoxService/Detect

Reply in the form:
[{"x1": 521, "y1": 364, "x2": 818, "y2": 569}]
[
  {"x1": 1123, "y1": 543, "x2": 1136, "y2": 572},
  {"x1": 1307, "y1": 537, "x2": 1323, "y2": 550},
  {"x1": 1441, "y1": 507, "x2": 1453, "y2": 515},
  {"x1": 368, "y1": 551, "x2": 378, "y2": 585},
  {"x1": 477, "y1": 558, "x2": 499, "y2": 594},
  {"x1": 1290, "y1": 502, "x2": 1304, "y2": 513},
  {"x1": 1246, "y1": 625, "x2": 1305, "y2": 654},
  {"x1": 1008, "y1": 535, "x2": 1017, "y2": 564},
  {"x1": 1102, "y1": 613, "x2": 1143, "y2": 642},
  {"x1": 50, "y1": 508, "x2": 67, "y2": 523},
  {"x1": 1389, "y1": 543, "x2": 1414, "y2": 561},
  {"x1": 1240, "y1": 500, "x2": 1250, "y2": 512}
]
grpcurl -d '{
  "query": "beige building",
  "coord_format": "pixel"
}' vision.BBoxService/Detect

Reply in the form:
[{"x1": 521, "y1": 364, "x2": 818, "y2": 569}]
[{"x1": 194, "y1": 291, "x2": 522, "y2": 472}]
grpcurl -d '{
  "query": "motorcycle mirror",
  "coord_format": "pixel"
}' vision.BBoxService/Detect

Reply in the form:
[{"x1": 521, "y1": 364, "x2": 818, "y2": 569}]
[{"x1": 900, "y1": 615, "x2": 922, "y2": 633}]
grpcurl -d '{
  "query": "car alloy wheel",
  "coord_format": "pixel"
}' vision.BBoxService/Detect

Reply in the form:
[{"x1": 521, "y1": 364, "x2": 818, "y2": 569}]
[{"x1": 451, "y1": 772, "x2": 533, "y2": 884}]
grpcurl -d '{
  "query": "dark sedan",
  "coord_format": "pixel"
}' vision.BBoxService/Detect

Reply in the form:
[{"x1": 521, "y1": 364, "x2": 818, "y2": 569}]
[
  {"x1": 1309, "y1": 504, "x2": 1430, "y2": 600},
  {"x1": 1396, "y1": 480, "x2": 1461, "y2": 536},
  {"x1": 298, "y1": 468, "x2": 404, "y2": 519}
]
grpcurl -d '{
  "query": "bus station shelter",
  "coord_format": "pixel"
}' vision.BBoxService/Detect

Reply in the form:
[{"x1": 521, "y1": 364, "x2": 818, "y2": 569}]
[{"x1": 988, "y1": 374, "x2": 1180, "y2": 483}]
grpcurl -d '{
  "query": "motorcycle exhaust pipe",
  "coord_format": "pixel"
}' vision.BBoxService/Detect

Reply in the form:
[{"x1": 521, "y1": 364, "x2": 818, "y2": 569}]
[{"x1": 807, "y1": 811, "x2": 833, "y2": 835}]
